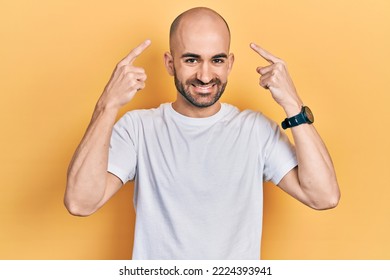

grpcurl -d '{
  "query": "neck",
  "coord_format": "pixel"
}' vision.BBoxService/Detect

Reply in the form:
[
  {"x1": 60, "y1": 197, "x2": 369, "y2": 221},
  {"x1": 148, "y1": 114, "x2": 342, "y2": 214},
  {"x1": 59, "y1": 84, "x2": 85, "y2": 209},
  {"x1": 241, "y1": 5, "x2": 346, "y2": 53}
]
[{"x1": 172, "y1": 96, "x2": 221, "y2": 118}]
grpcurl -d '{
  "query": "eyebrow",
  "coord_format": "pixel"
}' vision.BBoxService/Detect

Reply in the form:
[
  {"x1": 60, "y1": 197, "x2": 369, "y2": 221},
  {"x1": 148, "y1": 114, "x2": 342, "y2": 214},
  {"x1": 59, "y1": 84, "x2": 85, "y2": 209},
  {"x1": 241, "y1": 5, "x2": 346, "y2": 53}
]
[
  {"x1": 181, "y1": 53, "x2": 201, "y2": 59},
  {"x1": 181, "y1": 53, "x2": 228, "y2": 59},
  {"x1": 212, "y1": 53, "x2": 228, "y2": 59}
]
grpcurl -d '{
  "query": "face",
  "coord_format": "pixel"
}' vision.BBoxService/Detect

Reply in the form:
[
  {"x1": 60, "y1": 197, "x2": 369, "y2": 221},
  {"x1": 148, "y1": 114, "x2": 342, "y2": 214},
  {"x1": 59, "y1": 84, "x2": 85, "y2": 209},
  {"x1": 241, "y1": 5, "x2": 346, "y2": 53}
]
[
  {"x1": 165, "y1": 15, "x2": 234, "y2": 108},
  {"x1": 173, "y1": 57, "x2": 228, "y2": 108}
]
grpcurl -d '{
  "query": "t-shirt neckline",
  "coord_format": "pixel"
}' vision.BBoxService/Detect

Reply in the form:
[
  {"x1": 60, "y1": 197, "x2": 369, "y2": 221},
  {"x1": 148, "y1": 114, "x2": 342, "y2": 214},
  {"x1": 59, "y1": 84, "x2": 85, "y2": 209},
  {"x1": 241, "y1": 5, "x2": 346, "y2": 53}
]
[{"x1": 166, "y1": 103, "x2": 228, "y2": 126}]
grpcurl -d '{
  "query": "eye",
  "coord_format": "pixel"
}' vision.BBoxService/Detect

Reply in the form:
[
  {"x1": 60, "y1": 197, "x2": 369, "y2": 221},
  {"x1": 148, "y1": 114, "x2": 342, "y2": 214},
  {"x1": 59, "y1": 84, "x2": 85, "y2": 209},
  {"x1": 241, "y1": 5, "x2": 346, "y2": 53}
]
[
  {"x1": 212, "y1": 58, "x2": 225, "y2": 64},
  {"x1": 184, "y1": 58, "x2": 198, "y2": 64}
]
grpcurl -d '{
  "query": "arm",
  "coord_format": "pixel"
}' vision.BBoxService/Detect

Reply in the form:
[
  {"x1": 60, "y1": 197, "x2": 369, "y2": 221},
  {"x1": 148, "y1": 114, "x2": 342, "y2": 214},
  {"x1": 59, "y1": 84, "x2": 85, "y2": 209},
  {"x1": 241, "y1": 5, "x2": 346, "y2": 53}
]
[
  {"x1": 64, "y1": 40, "x2": 151, "y2": 216},
  {"x1": 250, "y1": 43, "x2": 340, "y2": 210}
]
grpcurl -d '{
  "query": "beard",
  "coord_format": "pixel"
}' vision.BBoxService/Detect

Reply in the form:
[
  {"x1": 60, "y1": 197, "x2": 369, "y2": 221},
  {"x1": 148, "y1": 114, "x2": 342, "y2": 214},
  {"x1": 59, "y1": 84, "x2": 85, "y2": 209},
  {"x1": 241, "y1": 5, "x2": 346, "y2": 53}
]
[{"x1": 173, "y1": 71, "x2": 227, "y2": 108}]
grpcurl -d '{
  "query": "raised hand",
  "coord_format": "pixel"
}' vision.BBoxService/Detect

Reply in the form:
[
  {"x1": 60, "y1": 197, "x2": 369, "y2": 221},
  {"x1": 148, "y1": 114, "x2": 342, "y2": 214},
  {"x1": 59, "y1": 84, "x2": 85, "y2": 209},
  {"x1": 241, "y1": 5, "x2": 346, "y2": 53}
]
[
  {"x1": 250, "y1": 43, "x2": 303, "y2": 114},
  {"x1": 99, "y1": 39, "x2": 151, "y2": 110}
]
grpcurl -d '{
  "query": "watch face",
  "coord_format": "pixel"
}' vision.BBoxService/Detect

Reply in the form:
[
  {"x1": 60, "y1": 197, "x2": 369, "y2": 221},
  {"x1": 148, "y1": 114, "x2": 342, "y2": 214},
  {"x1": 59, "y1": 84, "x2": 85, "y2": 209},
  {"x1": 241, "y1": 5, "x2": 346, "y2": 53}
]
[{"x1": 304, "y1": 106, "x2": 314, "y2": 123}]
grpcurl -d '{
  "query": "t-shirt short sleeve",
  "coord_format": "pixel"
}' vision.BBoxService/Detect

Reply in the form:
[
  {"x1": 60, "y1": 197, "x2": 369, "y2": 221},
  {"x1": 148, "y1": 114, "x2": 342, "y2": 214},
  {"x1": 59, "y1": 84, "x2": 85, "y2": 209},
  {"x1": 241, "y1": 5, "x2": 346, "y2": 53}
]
[
  {"x1": 262, "y1": 118, "x2": 297, "y2": 185},
  {"x1": 107, "y1": 114, "x2": 137, "y2": 184}
]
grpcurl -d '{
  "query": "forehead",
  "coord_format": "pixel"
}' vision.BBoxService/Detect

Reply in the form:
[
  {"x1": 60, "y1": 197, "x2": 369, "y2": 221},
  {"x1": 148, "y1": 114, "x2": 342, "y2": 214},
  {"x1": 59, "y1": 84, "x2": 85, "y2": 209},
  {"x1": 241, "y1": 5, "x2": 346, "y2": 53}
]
[{"x1": 171, "y1": 15, "x2": 230, "y2": 57}]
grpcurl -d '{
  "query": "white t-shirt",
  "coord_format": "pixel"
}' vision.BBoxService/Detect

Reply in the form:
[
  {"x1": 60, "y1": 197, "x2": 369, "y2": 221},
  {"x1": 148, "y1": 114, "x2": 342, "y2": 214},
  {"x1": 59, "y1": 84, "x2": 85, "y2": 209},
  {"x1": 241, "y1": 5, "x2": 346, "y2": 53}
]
[{"x1": 108, "y1": 103, "x2": 297, "y2": 259}]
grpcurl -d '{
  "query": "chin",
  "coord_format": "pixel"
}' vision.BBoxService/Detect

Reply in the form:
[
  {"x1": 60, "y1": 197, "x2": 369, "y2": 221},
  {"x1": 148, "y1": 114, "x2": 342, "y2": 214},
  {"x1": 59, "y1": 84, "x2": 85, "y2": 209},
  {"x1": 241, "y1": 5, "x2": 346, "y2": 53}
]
[{"x1": 187, "y1": 93, "x2": 222, "y2": 108}]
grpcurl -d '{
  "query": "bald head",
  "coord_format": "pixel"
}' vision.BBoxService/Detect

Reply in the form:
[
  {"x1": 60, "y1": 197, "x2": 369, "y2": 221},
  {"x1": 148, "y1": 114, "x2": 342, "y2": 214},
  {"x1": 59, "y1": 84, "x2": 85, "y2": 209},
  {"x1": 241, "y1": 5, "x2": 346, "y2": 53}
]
[{"x1": 169, "y1": 7, "x2": 231, "y2": 54}]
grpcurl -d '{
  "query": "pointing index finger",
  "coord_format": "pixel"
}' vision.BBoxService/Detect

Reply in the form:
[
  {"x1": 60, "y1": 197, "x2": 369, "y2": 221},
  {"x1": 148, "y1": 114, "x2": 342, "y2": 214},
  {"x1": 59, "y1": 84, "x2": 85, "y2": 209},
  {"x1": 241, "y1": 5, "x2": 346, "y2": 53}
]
[
  {"x1": 121, "y1": 39, "x2": 152, "y2": 65},
  {"x1": 250, "y1": 42, "x2": 281, "y2": 64}
]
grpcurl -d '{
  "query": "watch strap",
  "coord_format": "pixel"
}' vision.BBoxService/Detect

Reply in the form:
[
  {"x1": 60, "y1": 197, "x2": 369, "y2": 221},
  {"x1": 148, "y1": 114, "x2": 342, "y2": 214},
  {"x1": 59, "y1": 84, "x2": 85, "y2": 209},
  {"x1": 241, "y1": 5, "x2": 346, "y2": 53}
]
[{"x1": 281, "y1": 113, "x2": 306, "y2": 129}]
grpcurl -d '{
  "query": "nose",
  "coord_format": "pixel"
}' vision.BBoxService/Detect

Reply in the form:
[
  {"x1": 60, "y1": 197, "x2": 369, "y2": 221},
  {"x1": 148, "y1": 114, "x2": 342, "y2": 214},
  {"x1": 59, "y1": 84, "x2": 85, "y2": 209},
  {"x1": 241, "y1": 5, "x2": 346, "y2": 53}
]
[{"x1": 196, "y1": 62, "x2": 213, "y2": 84}]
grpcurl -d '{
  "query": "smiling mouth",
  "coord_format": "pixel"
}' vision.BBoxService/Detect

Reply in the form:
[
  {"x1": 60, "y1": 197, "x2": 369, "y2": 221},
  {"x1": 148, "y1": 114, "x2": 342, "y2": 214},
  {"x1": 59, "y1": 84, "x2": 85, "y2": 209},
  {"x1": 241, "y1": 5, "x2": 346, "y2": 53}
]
[{"x1": 192, "y1": 84, "x2": 215, "y2": 93}]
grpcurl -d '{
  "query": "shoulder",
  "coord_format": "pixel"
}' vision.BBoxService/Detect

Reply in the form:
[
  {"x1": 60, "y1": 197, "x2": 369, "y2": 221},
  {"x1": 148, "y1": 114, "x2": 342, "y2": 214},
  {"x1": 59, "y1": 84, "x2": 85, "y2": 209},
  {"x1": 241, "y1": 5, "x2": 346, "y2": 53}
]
[
  {"x1": 124, "y1": 103, "x2": 167, "y2": 118},
  {"x1": 118, "y1": 103, "x2": 168, "y2": 124},
  {"x1": 222, "y1": 103, "x2": 275, "y2": 129}
]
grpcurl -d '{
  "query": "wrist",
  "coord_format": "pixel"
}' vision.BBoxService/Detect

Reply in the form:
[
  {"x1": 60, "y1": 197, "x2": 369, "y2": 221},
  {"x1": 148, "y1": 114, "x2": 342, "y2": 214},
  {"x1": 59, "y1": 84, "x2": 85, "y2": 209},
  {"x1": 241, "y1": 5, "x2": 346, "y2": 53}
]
[
  {"x1": 96, "y1": 92, "x2": 122, "y2": 114},
  {"x1": 282, "y1": 101, "x2": 303, "y2": 118},
  {"x1": 281, "y1": 105, "x2": 314, "y2": 129},
  {"x1": 277, "y1": 92, "x2": 304, "y2": 117},
  {"x1": 95, "y1": 99, "x2": 120, "y2": 119}
]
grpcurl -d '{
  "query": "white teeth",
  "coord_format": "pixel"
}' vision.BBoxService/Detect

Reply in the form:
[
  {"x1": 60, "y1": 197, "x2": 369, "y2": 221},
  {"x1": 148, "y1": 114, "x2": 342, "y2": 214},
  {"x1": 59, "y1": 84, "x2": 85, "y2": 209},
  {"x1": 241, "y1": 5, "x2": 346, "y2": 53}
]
[{"x1": 195, "y1": 85, "x2": 213, "y2": 89}]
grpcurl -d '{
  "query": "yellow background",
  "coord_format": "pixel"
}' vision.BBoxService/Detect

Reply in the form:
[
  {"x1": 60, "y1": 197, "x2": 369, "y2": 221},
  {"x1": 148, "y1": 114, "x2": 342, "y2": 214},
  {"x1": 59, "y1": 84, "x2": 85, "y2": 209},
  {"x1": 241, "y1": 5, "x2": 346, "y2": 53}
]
[{"x1": 1, "y1": 0, "x2": 389, "y2": 259}]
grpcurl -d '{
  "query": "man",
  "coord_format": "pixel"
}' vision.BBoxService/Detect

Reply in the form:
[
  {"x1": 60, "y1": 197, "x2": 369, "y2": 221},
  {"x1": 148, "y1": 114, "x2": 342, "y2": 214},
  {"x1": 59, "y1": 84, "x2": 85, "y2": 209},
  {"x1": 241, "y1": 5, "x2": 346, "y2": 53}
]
[{"x1": 65, "y1": 7, "x2": 340, "y2": 259}]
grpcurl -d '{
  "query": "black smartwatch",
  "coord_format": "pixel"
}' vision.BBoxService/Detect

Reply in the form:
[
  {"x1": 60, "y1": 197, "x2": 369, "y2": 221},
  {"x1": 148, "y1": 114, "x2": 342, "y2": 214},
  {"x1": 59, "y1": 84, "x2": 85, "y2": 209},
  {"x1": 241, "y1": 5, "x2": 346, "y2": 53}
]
[{"x1": 281, "y1": 106, "x2": 314, "y2": 129}]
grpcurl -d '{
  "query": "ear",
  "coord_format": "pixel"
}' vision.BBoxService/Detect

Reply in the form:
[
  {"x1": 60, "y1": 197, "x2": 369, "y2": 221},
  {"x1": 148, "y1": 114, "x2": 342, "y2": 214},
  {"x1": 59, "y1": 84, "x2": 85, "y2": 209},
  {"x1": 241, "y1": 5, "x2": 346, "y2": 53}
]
[
  {"x1": 227, "y1": 53, "x2": 235, "y2": 75},
  {"x1": 164, "y1": 52, "x2": 175, "y2": 76}
]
